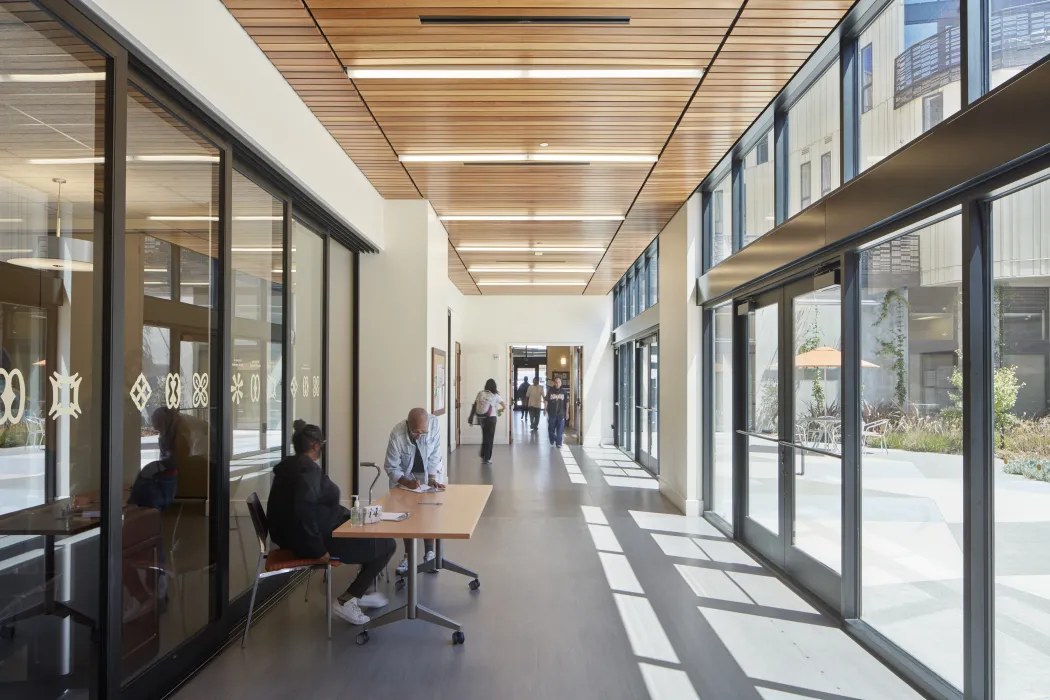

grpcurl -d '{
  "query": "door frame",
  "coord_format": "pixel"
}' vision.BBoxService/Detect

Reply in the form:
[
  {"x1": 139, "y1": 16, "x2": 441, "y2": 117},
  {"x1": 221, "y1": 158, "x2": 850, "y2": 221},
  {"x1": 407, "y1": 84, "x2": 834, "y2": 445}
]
[{"x1": 738, "y1": 267, "x2": 844, "y2": 610}]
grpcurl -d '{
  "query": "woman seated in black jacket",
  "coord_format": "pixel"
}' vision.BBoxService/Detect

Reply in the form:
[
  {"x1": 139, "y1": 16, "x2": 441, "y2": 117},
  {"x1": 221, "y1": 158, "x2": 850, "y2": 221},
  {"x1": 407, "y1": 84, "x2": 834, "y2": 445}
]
[{"x1": 267, "y1": 420, "x2": 395, "y2": 625}]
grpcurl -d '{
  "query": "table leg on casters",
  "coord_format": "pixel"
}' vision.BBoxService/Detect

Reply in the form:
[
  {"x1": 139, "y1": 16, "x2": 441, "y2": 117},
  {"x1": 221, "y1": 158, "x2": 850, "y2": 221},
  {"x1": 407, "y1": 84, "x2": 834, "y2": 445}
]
[
  {"x1": 326, "y1": 563, "x2": 332, "y2": 640},
  {"x1": 435, "y1": 539, "x2": 481, "y2": 590}
]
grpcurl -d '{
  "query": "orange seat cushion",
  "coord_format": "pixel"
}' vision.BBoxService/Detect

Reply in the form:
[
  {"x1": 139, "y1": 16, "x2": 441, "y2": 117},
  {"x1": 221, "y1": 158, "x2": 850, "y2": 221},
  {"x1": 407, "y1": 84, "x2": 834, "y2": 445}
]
[{"x1": 265, "y1": 548, "x2": 340, "y2": 573}]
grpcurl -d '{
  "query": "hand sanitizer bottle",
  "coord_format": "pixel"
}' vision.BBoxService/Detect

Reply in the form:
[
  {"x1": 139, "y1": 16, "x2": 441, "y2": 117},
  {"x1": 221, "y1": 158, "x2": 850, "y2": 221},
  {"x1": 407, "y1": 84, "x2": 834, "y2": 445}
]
[{"x1": 350, "y1": 496, "x2": 363, "y2": 527}]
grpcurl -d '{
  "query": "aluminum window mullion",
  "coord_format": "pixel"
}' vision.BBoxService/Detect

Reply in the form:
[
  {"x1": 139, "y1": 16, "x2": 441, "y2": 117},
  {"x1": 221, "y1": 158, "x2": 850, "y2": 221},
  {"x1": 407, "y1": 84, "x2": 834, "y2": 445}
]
[
  {"x1": 841, "y1": 40, "x2": 859, "y2": 183},
  {"x1": 840, "y1": 251, "x2": 862, "y2": 619},
  {"x1": 732, "y1": 159, "x2": 745, "y2": 253},
  {"x1": 962, "y1": 198, "x2": 995, "y2": 700},
  {"x1": 963, "y1": 0, "x2": 990, "y2": 105},
  {"x1": 774, "y1": 109, "x2": 789, "y2": 226},
  {"x1": 213, "y1": 145, "x2": 233, "y2": 619}
]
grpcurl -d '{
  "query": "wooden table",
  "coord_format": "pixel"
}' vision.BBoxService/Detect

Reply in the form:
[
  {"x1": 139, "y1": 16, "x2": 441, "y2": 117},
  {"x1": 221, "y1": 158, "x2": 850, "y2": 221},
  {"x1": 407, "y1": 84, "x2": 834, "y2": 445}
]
[{"x1": 332, "y1": 484, "x2": 492, "y2": 646}]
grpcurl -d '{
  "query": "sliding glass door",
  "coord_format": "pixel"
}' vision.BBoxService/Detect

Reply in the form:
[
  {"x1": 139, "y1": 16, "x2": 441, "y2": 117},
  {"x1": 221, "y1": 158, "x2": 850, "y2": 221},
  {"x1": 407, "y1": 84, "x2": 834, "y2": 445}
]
[{"x1": 740, "y1": 271, "x2": 843, "y2": 606}]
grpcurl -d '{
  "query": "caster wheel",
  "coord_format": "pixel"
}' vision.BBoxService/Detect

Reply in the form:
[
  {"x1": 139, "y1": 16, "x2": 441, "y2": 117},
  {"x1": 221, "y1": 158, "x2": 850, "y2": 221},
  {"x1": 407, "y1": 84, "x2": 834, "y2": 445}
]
[
  {"x1": 469, "y1": 579, "x2": 480, "y2": 591},
  {"x1": 452, "y1": 631, "x2": 465, "y2": 645},
  {"x1": 395, "y1": 578, "x2": 405, "y2": 592},
  {"x1": 356, "y1": 631, "x2": 370, "y2": 646}
]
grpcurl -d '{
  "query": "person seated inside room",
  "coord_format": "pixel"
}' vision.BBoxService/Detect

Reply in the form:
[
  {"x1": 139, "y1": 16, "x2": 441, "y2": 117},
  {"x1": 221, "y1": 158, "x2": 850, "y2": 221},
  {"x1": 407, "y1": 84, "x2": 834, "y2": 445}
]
[{"x1": 267, "y1": 420, "x2": 396, "y2": 626}]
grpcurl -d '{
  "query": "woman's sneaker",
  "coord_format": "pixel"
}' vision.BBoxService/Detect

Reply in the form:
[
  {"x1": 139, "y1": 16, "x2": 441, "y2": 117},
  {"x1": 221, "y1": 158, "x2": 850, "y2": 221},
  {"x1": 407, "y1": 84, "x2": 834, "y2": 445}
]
[
  {"x1": 395, "y1": 554, "x2": 409, "y2": 575},
  {"x1": 333, "y1": 598, "x2": 370, "y2": 625}
]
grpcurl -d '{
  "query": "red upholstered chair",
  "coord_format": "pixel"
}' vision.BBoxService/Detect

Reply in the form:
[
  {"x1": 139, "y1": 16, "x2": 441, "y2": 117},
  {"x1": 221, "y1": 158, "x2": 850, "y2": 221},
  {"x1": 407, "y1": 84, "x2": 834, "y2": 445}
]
[{"x1": 241, "y1": 492, "x2": 340, "y2": 647}]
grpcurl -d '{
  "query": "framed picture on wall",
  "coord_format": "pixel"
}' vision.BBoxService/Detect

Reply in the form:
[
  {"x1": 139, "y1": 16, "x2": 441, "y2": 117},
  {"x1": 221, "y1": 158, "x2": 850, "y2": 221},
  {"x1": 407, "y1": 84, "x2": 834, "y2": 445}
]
[{"x1": 432, "y1": 348, "x2": 447, "y2": 416}]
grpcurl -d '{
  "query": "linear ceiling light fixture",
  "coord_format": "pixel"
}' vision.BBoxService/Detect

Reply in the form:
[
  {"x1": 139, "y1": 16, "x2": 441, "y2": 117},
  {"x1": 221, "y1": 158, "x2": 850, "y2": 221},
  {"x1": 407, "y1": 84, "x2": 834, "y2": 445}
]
[
  {"x1": 347, "y1": 67, "x2": 701, "y2": 79},
  {"x1": 441, "y1": 215, "x2": 623, "y2": 222},
  {"x1": 0, "y1": 71, "x2": 105, "y2": 83},
  {"x1": 148, "y1": 215, "x2": 219, "y2": 222},
  {"x1": 400, "y1": 154, "x2": 655, "y2": 164},
  {"x1": 419, "y1": 15, "x2": 629, "y2": 25},
  {"x1": 469, "y1": 267, "x2": 595, "y2": 273},
  {"x1": 476, "y1": 281, "x2": 589, "y2": 286},
  {"x1": 460, "y1": 247, "x2": 605, "y2": 253}
]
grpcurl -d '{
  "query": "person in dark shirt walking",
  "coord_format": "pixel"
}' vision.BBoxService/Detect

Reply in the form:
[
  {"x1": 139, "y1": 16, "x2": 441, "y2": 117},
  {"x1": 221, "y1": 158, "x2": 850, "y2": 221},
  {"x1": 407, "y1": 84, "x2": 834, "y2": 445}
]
[
  {"x1": 545, "y1": 376, "x2": 569, "y2": 448},
  {"x1": 267, "y1": 420, "x2": 395, "y2": 626}
]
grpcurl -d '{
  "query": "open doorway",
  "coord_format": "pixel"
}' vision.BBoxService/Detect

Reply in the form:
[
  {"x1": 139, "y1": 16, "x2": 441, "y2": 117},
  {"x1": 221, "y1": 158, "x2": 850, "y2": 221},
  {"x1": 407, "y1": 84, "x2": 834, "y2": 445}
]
[{"x1": 507, "y1": 344, "x2": 584, "y2": 445}]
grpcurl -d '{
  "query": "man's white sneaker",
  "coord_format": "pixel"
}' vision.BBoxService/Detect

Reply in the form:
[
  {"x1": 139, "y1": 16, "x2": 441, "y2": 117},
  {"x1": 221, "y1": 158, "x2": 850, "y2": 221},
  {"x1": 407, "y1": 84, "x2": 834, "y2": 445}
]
[
  {"x1": 395, "y1": 555, "x2": 409, "y2": 575},
  {"x1": 357, "y1": 591, "x2": 389, "y2": 609},
  {"x1": 424, "y1": 549, "x2": 437, "y2": 574},
  {"x1": 333, "y1": 598, "x2": 370, "y2": 625}
]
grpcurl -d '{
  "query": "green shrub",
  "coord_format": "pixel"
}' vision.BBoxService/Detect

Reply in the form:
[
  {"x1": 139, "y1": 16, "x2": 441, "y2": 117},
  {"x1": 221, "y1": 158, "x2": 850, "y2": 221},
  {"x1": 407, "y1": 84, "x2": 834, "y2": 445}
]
[
  {"x1": 1000, "y1": 416, "x2": 1050, "y2": 461},
  {"x1": 1003, "y1": 457, "x2": 1050, "y2": 484},
  {"x1": 882, "y1": 415, "x2": 963, "y2": 455}
]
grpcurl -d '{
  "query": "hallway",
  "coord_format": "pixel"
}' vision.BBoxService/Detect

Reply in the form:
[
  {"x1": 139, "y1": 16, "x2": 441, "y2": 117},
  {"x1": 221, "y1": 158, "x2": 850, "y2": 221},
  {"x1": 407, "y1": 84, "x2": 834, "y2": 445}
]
[{"x1": 173, "y1": 442, "x2": 922, "y2": 700}]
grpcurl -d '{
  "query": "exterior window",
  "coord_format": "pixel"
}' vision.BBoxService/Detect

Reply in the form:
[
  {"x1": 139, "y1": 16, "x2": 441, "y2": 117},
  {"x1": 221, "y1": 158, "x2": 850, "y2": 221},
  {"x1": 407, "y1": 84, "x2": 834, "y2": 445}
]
[
  {"x1": 820, "y1": 152, "x2": 833, "y2": 195},
  {"x1": 648, "y1": 250, "x2": 658, "y2": 306},
  {"x1": 743, "y1": 130, "x2": 775, "y2": 246},
  {"x1": 800, "y1": 161, "x2": 812, "y2": 209},
  {"x1": 861, "y1": 43, "x2": 874, "y2": 113},
  {"x1": 989, "y1": 0, "x2": 1050, "y2": 89},
  {"x1": 711, "y1": 173, "x2": 733, "y2": 266},
  {"x1": 627, "y1": 272, "x2": 636, "y2": 319},
  {"x1": 291, "y1": 220, "x2": 325, "y2": 437},
  {"x1": 858, "y1": 0, "x2": 960, "y2": 172},
  {"x1": 788, "y1": 57, "x2": 840, "y2": 217},
  {"x1": 860, "y1": 215, "x2": 964, "y2": 689},
  {"x1": 922, "y1": 92, "x2": 944, "y2": 132},
  {"x1": 991, "y1": 177, "x2": 1050, "y2": 697}
]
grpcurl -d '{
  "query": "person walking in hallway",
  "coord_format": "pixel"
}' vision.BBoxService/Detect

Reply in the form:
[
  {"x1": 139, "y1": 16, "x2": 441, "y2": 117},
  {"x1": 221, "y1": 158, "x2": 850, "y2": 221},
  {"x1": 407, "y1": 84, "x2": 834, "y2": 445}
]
[
  {"x1": 268, "y1": 421, "x2": 396, "y2": 626},
  {"x1": 474, "y1": 378, "x2": 505, "y2": 465},
  {"x1": 546, "y1": 376, "x2": 569, "y2": 448},
  {"x1": 526, "y1": 377, "x2": 545, "y2": 431},
  {"x1": 384, "y1": 408, "x2": 445, "y2": 576},
  {"x1": 516, "y1": 375, "x2": 530, "y2": 421}
]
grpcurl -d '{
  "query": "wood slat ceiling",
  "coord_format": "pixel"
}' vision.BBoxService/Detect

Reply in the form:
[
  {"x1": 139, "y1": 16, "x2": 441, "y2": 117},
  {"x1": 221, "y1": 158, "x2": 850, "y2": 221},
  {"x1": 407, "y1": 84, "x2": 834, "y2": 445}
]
[{"x1": 221, "y1": 0, "x2": 854, "y2": 295}]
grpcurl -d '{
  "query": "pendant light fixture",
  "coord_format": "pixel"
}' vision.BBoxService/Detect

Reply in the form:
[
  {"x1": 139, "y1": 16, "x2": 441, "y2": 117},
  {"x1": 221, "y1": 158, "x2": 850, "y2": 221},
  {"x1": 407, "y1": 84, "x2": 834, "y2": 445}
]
[{"x1": 8, "y1": 177, "x2": 94, "y2": 272}]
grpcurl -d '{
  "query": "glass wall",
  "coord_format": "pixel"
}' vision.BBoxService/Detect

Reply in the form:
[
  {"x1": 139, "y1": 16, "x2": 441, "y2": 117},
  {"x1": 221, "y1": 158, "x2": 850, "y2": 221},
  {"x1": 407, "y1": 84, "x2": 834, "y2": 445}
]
[
  {"x1": 612, "y1": 238, "x2": 659, "y2": 327},
  {"x1": 123, "y1": 83, "x2": 220, "y2": 682},
  {"x1": 746, "y1": 302, "x2": 780, "y2": 534},
  {"x1": 711, "y1": 304, "x2": 734, "y2": 524},
  {"x1": 228, "y1": 172, "x2": 284, "y2": 601},
  {"x1": 742, "y1": 130, "x2": 775, "y2": 247},
  {"x1": 710, "y1": 173, "x2": 733, "y2": 267},
  {"x1": 990, "y1": 179, "x2": 1050, "y2": 699},
  {"x1": 859, "y1": 215, "x2": 964, "y2": 688},
  {"x1": 788, "y1": 61, "x2": 841, "y2": 216},
  {"x1": 291, "y1": 221, "x2": 324, "y2": 437},
  {"x1": 0, "y1": 7, "x2": 105, "y2": 696},
  {"x1": 858, "y1": 0, "x2": 962, "y2": 172}
]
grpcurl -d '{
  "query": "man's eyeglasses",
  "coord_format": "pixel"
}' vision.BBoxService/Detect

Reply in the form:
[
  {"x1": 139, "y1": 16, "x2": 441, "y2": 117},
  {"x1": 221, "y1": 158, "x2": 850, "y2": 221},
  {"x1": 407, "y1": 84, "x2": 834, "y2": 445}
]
[{"x1": 409, "y1": 429, "x2": 429, "y2": 438}]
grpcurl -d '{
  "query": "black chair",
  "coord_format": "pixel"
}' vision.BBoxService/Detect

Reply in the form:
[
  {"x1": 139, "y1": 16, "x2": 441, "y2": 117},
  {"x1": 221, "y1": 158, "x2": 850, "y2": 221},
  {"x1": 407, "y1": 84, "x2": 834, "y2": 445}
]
[{"x1": 241, "y1": 492, "x2": 339, "y2": 647}]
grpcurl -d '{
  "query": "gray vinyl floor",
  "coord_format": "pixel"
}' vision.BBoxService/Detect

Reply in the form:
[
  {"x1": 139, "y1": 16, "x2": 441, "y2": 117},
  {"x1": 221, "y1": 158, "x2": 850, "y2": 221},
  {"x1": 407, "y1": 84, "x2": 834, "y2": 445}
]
[{"x1": 172, "y1": 435, "x2": 925, "y2": 700}]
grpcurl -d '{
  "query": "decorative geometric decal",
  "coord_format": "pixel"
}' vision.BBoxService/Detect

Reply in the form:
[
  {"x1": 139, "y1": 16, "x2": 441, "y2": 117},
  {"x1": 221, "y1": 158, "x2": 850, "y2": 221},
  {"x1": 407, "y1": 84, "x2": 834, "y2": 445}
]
[
  {"x1": 48, "y1": 371, "x2": 83, "y2": 420},
  {"x1": 302, "y1": 374, "x2": 309, "y2": 398},
  {"x1": 230, "y1": 373, "x2": 244, "y2": 405},
  {"x1": 312, "y1": 375, "x2": 320, "y2": 397},
  {"x1": 289, "y1": 376, "x2": 298, "y2": 398},
  {"x1": 0, "y1": 368, "x2": 26, "y2": 426},
  {"x1": 129, "y1": 373, "x2": 152, "y2": 412},
  {"x1": 192, "y1": 372, "x2": 209, "y2": 408},
  {"x1": 268, "y1": 376, "x2": 278, "y2": 401},
  {"x1": 164, "y1": 373, "x2": 181, "y2": 409},
  {"x1": 250, "y1": 374, "x2": 261, "y2": 403}
]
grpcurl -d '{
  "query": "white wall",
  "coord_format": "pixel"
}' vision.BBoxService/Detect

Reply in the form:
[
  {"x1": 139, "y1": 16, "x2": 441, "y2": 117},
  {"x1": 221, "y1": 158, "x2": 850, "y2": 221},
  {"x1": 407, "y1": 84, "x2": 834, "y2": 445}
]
[
  {"x1": 658, "y1": 194, "x2": 703, "y2": 516},
  {"x1": 85, "y1": 0, "x2": 386, "y2": 249},
  {"x1": 426, "y1": 204, "x2": 452, "y2": 457},
  {"x1": 457, "y1": 296, "x2": 614, "y2": 447}
]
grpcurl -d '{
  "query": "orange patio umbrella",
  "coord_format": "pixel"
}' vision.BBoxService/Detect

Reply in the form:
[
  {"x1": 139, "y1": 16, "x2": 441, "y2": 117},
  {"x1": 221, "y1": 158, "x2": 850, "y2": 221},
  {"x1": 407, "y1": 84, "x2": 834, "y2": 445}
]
[{"x1": 795, "y1": 346, "x2": 878, "y2": 369}]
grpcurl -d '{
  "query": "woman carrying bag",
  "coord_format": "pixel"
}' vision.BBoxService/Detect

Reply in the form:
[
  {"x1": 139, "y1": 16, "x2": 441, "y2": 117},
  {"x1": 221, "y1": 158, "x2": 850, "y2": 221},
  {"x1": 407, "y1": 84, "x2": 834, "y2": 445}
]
[{"x1": 473, "y1": 378, "x2": 506, "y2": 465}]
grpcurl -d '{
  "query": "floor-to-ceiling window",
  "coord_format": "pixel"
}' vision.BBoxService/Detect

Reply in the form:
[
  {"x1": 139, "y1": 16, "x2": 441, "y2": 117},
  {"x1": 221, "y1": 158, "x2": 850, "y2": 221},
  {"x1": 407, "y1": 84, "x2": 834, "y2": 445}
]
[
  {"x1": 0, "y1": 6, "x2": 105, "y2": 694},
  {"x1": 988, "y1": 0, "x2": 1050, "y2": 90},
  {"x1": 123, "y1": 83, "x2": 221, "y2": 682},
  {"x1": 711, "y1": 303, "x2": 734, "y2": 524},
  {"x1": 859, "y1": 215, "x2": 964, "y2": 689},
  {"x1": 228, "y1": 171, "x2": 284, "y2": 601},
  {"x1": 710, "y1": 172, "x2": 733, "y2": 266},
  {"x1": 746, "y1": 301, "x2": 780, "y2": 534},
  {"x1": 990, "y1": 177, "x2": 1050, "y2": 699}
]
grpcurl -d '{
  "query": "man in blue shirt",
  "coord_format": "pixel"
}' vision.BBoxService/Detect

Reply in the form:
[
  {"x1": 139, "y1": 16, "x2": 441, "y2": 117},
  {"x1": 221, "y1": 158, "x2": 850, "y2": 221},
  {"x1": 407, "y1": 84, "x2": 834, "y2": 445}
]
[
  {"x1": 384, "y1": 407, "x2": 444, "y2": 574},
  {"x1": 545, "y1": 376, "x2": 569, "y2": 448}
]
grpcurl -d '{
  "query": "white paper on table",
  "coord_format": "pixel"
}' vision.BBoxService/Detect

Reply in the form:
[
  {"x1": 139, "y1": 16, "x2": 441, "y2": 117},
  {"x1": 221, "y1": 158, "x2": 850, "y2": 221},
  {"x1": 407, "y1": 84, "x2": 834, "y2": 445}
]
[
  {"x1": 380, "y1": 512, "x2": 410, "y2": 522},
  {"x1": 397, "y1": 484, "x2": 437, "y2": 493}
]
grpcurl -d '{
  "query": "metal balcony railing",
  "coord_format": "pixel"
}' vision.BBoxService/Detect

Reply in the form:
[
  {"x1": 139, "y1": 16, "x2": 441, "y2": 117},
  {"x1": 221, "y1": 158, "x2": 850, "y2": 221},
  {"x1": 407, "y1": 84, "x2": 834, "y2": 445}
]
[
  {"x1": 894, "y1": 25, "x2": 961, "y2": 109},
  {"x1": 991, "y1": 0, "x2": 1050, "y2": 71}
]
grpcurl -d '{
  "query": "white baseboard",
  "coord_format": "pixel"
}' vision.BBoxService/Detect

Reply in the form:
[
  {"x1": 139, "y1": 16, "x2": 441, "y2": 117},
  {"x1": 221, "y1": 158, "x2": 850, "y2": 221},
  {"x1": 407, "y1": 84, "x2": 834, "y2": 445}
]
[{"x1": 659, "y1": 480, "x2": 702, "y2": 517}]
